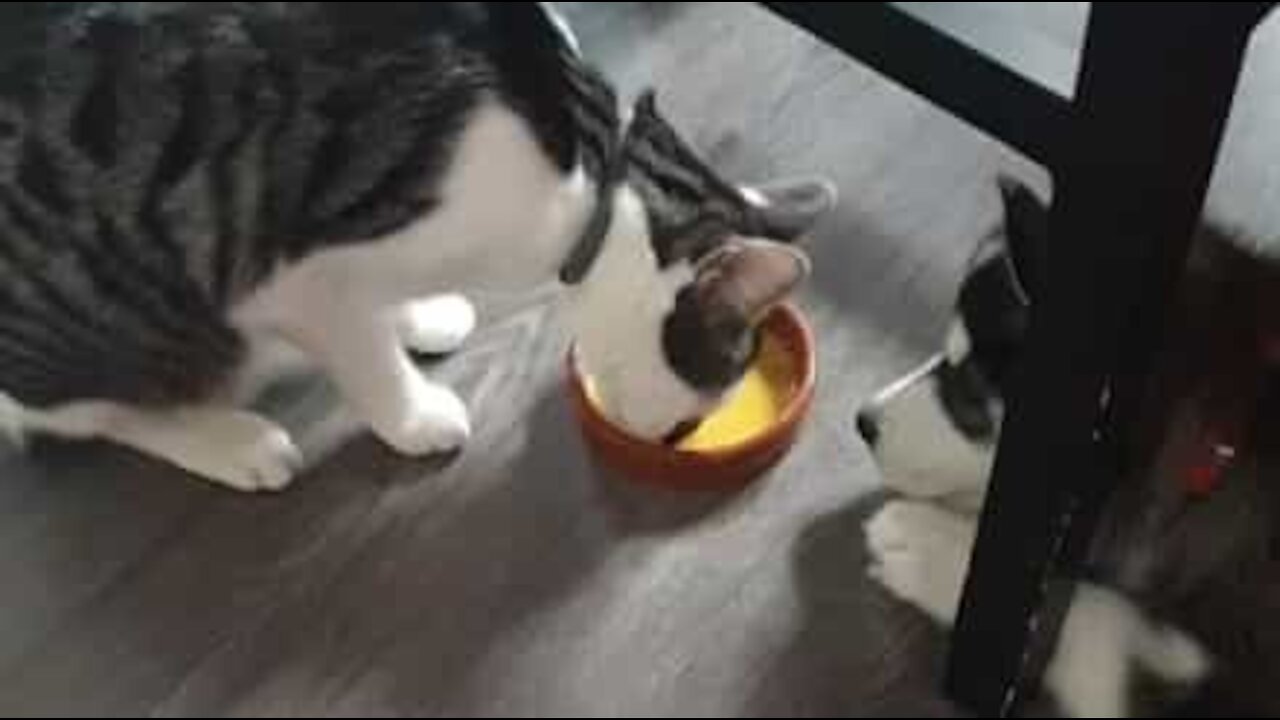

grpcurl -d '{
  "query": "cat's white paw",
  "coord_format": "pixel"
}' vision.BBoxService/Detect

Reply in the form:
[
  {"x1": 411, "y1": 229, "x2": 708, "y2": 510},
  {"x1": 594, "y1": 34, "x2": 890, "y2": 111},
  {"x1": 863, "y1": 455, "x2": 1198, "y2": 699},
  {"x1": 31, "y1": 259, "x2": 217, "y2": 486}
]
[
  {"x1": 113, "y1": 409, "x2": 304, "y2": 493},
  {"x1": 865, "y1": 500, "x2": 975, "y2": 625},
  {"x1": 197, "y1": 418, "x2": 303, "y2": 493},
  {"x1": 377, "y1": 382, "x2": 472, "y2": 457},
  {"x1": 397, "y1": 294, "x2": 477, "y2": 355}
]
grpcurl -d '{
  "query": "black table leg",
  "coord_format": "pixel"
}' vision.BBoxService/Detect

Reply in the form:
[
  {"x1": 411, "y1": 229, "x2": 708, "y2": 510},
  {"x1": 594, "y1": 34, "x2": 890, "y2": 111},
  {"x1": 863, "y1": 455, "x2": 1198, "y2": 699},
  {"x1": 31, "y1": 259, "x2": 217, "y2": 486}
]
[{"x1": 946, "y1": 4, "x2": 1270, "y2": 715}]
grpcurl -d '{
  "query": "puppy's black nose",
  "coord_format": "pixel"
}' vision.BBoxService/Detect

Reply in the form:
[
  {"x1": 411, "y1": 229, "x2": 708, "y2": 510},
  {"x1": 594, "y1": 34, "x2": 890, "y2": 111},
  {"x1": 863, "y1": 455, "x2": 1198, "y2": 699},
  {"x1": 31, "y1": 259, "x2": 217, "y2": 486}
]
[{"x1": 856, "y1": 410, "x2": 880, "y2": 448}]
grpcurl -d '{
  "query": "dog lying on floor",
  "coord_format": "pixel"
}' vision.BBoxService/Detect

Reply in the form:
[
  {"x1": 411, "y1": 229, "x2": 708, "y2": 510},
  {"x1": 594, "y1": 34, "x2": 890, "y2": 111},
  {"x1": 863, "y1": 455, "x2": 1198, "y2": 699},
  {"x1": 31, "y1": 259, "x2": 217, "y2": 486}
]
[{"x1": 856, "y1": 177, "x2": 1280, "y2": 717}]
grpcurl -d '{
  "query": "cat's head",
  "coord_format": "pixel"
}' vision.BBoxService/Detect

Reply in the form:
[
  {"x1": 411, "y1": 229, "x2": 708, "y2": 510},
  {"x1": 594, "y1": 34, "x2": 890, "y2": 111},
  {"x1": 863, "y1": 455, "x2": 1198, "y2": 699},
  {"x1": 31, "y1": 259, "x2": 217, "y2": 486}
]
[
  {"x1": 855, "y1": 176, "x2": 1046, "y2": 502},
  {"x1": 571, "y1": 92, "x2": 835, "y2": 442}
]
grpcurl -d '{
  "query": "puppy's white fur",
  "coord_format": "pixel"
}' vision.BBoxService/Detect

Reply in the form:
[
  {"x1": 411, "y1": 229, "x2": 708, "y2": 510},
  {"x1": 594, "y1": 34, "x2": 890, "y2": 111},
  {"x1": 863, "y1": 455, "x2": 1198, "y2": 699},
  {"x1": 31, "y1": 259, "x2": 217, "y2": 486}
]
[
  {"x1": 870, "y1": 329, "x2": 995, "y2": 507},
  {"x1": 865, "y1": 320, "x2": 1211, "y2": 717},
  {"x1": 865, "y1": 500, "x2": 1210, "y2": 718}
]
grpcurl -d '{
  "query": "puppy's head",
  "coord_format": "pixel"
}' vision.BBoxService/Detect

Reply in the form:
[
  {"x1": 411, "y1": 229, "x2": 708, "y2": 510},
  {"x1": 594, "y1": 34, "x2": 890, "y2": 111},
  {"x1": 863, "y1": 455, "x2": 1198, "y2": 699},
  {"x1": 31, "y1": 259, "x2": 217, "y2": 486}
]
[{"x1": 856, "y1": 177, "x2": 1047, "y2": 502}]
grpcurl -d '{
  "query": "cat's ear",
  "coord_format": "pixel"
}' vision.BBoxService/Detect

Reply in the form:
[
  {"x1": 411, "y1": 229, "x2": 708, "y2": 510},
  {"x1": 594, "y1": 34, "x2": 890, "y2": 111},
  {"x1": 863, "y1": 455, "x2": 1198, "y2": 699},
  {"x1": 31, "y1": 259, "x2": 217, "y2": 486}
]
[
  {"x1": 693, "y1": 239, "x2": 810, "y2": 327},
  {"x1": 744, "y1": 177, "x2": 837, "y2": 242},
  {"x1": 633, "y1": 89, "x2": 659, "y2": 121}
]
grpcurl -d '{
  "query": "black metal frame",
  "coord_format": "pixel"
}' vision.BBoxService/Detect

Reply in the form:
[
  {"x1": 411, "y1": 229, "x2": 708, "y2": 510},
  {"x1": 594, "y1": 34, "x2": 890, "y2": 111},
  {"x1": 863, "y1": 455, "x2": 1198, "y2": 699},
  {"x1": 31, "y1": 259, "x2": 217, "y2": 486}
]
[{"x1": 764, "y1": 2, "x2": 1274, "y2": 715}]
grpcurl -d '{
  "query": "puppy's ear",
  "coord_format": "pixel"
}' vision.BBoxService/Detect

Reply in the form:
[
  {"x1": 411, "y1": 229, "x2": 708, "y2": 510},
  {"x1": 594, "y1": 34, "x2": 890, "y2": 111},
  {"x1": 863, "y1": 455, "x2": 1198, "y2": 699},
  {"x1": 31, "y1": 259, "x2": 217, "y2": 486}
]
[{"x1": 997, "y1": 175, "x2": 1049, "y2": 301}]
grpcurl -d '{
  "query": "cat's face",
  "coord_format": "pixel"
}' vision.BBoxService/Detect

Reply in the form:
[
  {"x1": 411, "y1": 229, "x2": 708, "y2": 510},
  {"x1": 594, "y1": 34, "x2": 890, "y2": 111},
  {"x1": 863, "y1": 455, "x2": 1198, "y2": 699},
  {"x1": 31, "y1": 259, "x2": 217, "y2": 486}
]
[{"x1": 572, "y1": 93, "x2": 835, "y2": 442}]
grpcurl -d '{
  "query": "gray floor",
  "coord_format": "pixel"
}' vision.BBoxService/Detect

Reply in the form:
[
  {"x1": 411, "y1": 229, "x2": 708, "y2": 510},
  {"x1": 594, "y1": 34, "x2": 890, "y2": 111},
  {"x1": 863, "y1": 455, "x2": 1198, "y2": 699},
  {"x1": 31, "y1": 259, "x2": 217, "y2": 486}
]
[{"x1": 5, "y1": 2, "x2": 1280, "y2": 716}]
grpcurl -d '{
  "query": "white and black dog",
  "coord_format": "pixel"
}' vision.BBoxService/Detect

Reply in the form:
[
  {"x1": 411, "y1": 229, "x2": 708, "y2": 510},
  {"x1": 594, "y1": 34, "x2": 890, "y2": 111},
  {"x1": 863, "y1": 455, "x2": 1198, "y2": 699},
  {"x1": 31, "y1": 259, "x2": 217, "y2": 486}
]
[{"x1": 858, "y1": 177, "x2": 1280, "y2": 717}]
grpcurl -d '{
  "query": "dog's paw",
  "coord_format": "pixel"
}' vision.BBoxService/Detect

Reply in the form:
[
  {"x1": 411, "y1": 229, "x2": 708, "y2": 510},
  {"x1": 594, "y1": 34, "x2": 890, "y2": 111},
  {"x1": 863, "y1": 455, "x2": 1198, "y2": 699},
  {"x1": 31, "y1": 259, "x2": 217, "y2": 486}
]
[{"x1": 865, "y1": 500, "x2": 975, "y2": 625}]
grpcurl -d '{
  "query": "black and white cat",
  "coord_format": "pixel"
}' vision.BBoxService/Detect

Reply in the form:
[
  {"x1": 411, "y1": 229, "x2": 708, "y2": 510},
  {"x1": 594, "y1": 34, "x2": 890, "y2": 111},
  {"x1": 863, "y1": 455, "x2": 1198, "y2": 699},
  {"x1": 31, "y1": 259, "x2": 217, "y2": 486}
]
[
  {"x1": 857, "y1": 178, "x2": 1280, "y2": 716},
  {"x1": 0, "y1": 3, "x2": 835, "y2": 491}
]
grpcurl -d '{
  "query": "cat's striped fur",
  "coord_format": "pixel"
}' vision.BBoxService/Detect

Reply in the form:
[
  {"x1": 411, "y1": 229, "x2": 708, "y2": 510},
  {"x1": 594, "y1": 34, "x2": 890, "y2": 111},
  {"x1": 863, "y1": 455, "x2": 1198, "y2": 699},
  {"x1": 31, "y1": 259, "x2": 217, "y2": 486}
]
[
  {"x1": 0, "y1": 3, "x2": 579, "y2": 406},
  {"x1": 0, "y1": 2, "x2": 834, "y2": 490}
]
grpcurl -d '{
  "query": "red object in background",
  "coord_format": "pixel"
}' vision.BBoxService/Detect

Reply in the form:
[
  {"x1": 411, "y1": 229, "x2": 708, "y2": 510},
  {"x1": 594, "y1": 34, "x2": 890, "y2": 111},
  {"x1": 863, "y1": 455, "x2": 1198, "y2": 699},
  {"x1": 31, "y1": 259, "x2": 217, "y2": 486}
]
[{"x1": 1184, "y1": 450, "x2": 1230, "y2": 498}]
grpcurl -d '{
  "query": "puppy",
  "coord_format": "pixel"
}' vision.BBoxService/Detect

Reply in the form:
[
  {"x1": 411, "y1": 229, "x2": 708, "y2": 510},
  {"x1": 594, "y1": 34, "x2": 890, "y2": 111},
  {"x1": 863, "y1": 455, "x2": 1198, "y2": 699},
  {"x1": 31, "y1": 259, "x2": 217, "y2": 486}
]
[{"x1": 858, "y1": 178, "x2": 1280, "y2": 717}]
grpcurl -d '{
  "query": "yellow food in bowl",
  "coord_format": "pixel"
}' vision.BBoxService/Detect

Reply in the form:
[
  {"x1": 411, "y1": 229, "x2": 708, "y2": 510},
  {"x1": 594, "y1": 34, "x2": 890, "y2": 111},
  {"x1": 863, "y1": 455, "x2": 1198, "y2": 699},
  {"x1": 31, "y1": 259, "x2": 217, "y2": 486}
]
[
  {"x1": 677, "y1": 365, "x2": 778, "y2": 450},
  {"x1": 582, "y1": 334, "x2": 797, "y2": 452}
]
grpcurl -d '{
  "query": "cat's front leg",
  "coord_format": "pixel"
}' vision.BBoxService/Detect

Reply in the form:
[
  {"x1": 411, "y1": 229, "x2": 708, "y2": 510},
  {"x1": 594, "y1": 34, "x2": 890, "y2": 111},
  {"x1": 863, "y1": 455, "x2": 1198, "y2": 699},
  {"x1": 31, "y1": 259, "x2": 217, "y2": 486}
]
[
  {"x1": 397, "y1": 293, "x2": 477, "y2": 356},
  {"x1": 16, "y1": 400, "x2": 302, "y2": 492},
  {"x1": 291, "y1": 310, "x2": 471, "y2": 457}
]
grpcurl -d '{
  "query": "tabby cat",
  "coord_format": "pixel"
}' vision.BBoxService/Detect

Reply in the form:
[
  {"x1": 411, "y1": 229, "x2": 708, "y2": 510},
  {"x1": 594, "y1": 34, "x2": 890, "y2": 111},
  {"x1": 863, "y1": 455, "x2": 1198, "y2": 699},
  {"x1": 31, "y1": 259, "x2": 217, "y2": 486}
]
[{"x1": 0, "y1": 3, "x2": 835, "y2": 491}]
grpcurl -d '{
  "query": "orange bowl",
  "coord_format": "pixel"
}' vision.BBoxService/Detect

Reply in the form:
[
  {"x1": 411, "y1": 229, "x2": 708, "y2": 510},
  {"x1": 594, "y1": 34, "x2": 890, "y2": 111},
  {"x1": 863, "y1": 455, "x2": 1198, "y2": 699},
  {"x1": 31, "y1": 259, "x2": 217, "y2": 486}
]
[{"x1": 566, "y1": 303, "x2": 816, "y2": 491}]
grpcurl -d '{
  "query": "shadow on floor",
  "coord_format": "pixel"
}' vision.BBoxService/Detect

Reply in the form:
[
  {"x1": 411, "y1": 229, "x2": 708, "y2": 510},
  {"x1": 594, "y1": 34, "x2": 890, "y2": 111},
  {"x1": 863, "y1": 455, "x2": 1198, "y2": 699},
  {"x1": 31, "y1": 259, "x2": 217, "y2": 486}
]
[
  {"x1": 326, "y1": 385, "x2": 753, "y2": 715},
  {"x1": 741, "y1": 494, "x2": 963, "y2": 717}
]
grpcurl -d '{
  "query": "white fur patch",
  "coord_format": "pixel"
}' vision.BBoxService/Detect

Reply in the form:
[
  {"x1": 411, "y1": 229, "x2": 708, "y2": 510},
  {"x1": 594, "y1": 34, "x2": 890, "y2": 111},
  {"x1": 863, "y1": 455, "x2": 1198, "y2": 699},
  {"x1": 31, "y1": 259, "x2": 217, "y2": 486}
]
[
  {"x1": 226, "y1": 102, "x2": 586, "y2": 466},
  {"x1": 869, "y1": 360, "x2": 995, "y2": 503},
  {"x1": 1047, "y1": 585, "x2": 1144, "y2": 718},
  {"x1": 569, "y1": 186, "x2": 710, "y2": 440},
  {"x1": 739, "y1": 185, "x2": 769, "y2": 208},
  {"x1": 945, "y1": 320, "x2": 972, "y2": 366},
  {"x1": 227, "y1": 102, "x2": 591, "y2": 458},
  {"x1": 1045, "y1": 585, "x2": 1207, "y2": 718},
  {"x1": 397, "y1": 294, "x2": 477, "y2": 355},
  {"x1": 4, "y1": 397, "x2": 301, "y2": 492},
  {"x1": 0, "y1": 392, "x2": 25, "y2": 447},
  {"x1": 101, "y1": 406, "x2": 303, "y2": 492},
  {"x1": 865, "y1": 500, "x2": 974, "y2": 625},
  {"x1": 865, "y1": 500, "x2": 1211, "y2": 719},
  {"x1": 235, "y1": 102, "x2": 595, "y2": 327}
]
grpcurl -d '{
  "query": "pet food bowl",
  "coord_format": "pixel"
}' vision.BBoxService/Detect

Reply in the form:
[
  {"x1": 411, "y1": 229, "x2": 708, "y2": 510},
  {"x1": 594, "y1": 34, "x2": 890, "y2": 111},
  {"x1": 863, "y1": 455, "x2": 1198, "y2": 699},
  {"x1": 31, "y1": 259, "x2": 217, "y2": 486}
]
[{"x1": 567, "y1": 303, "x2": 816, "y2": 491}]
